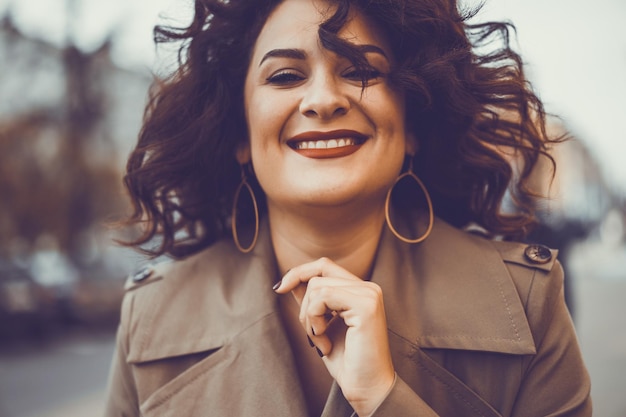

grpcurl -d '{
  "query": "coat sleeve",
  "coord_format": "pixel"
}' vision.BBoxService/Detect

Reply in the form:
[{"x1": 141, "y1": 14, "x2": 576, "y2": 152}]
[
  {"x1": 369, "y1": 375, "x2": 439, "y2": 417},
  {"x1": 509, "y1": 261, "x2": 592, "y2": 417},
  {"x1": 103, "y1": 294, "x2": 140, "y2": 417}
]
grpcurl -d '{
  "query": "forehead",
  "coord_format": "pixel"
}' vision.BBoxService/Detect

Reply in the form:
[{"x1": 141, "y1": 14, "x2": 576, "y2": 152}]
[{"x1": 250, "y1": 0, "x2": 391, "y2": 61}]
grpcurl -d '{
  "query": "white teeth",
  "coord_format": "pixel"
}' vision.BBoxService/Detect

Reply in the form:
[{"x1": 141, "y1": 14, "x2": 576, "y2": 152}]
[{"x1": 295, "y1": 138, "x2": 356, "y2": 150}]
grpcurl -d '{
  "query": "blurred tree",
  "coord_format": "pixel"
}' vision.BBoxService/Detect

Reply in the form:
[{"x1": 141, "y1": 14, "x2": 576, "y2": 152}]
[{"x1": 0, "y1": 18, "x2": 128, "y2": 262}]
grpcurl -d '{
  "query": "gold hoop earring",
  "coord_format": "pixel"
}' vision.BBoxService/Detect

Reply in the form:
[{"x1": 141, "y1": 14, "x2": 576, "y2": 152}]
[
  {"x1": 385, "y1": 158, "x2": 434, "y2": 244},
  {"x1": 232, "y1": 164, "x2": 259, "y2": 253}
]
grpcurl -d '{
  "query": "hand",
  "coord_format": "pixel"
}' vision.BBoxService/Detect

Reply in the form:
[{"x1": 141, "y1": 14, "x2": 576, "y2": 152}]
[{"x1": 274, "y1": 257, "x2": 395, "y2": 416}]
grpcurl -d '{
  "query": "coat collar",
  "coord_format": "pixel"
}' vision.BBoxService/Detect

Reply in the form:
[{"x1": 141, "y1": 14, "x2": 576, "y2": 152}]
[
  {"x1": 126, "y1": 219, "x2": 280, "y2": 363},
  {"x1": 127, "y1": 215, "x2": 535, "y2": 364},
  {"x1": 371, "y1": 216, "x2": 536, "y2": 355}
]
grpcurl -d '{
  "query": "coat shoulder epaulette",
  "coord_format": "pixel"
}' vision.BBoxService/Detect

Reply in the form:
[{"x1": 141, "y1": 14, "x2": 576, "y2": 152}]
[
  {"x1": 490, "y1": 239, "x2": 559, "y2": 272},
  {"x1": 124, "y1": 262, "x2": 170, "y2": 291}
]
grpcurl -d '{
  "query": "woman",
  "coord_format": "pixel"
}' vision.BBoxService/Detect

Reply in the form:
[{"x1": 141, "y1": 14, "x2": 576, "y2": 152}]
[{"x1": 105, "y1": 0, "x2": 592, "y2": 416}]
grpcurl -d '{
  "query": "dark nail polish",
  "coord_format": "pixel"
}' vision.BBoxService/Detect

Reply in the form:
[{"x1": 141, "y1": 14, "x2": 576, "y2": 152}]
[
  {"x1": 272, "y1": 279, "x2": 282, "y2": 291},
  {"x1": 311, "y1": 326, "x2": 316, "y2": 336},
  {"x1": 315, "y1": 347, "x2": 324, "y2": 358},
  {"x1": 307, "y1": 335, "x2": 315, "y2": 348}
]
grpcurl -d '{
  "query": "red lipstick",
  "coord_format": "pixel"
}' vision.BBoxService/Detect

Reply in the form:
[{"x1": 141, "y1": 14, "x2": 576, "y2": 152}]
[{"x1": 287, "y1": 130, "x2": 368, "y2": 159}]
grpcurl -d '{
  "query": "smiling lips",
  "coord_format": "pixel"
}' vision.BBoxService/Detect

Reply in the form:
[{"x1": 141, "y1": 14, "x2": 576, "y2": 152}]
[{"x1": 287, "y1": 130, "x2": 367, "y2": 159}]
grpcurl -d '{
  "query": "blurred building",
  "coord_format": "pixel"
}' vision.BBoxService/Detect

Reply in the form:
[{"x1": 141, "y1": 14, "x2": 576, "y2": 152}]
[
  {"x1": 522, "y1": 120, "x2": 620, "y2": 318},
  {"x1": 0, "y1": 16, "x2": 151, "y2": 335},
  {"x1": 0, "y1": 16, "x2": 151, "y2": 170},
  {"x1": 529, "y1": 121, "x2": 613, "y2": 227}
]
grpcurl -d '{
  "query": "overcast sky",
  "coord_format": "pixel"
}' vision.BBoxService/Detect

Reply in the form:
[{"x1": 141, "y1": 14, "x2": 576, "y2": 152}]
[{"x1": 2, "y1": 0, "x2": 625, "y2": 194}]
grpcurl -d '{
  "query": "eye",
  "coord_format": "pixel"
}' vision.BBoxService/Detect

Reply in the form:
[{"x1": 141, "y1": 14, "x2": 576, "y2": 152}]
[
  {"x1": 266, "y1": 70, "x2": 305, "y2": 85},
  {"x1": 342, "y1": 66, "x2": 384, "y2": 83}
]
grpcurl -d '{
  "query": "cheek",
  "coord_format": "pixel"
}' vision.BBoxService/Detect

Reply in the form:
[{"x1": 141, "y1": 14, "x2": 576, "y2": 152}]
[
  {"x1": 245, "y1": 98, "x2": 284, "y2": 178},
  {"x1": 246, "y1": 94, "x2": 298, "y2": 155},
  {"x1": 245, "y1": 95, "x2": 274, "y2": 154},
  {"x1": 367, "y1": 89, "x2": 406, "y2": 128},
  {"x1": 247, "y1": 88, "x2": 281, "y2": 127}
]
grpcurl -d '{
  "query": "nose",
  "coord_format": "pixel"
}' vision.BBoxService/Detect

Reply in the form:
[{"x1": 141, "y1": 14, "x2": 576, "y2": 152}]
[{"x1": 299, "y1": 73, "x2": 350, "y2": 119}]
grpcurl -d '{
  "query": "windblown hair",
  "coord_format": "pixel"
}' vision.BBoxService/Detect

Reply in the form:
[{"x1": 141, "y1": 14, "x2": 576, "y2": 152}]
[{"x1": 123, "y1": 0, "x2": 556, "y2": 258}]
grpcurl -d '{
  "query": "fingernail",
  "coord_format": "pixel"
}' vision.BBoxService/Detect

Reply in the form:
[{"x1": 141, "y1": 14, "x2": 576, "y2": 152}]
[
  {"x1": 307, "y1": 335, "x2": 315, "y2": 348},
  {"x1": 315, "y1": 347, "x2": 324, "y2": 358},
  {"x1": 272, "y1": 279, "x2": 282, "y2": 291}
]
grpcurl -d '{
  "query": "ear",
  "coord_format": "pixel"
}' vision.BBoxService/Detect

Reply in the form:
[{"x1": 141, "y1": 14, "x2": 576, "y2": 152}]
[
  {"x1": 235, "y1": 142, "x2": 251, "y2": 165},
  {"x1": 405, "y1": 131, "x2": 419, "y2": 155}
]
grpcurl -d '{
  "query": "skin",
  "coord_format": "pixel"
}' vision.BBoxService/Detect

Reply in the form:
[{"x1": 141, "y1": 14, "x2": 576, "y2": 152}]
[{"x1": 241, "y1": 0, "x2": 414, "y2": 414}]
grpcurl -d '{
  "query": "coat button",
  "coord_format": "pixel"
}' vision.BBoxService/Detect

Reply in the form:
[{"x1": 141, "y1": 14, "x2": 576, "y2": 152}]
[
  {"x1": 524, "y1": 244, "x2": 552, "y2": 264},
  {"x1": 132, "y1": 266, "x2": 154, "y2": 282}
]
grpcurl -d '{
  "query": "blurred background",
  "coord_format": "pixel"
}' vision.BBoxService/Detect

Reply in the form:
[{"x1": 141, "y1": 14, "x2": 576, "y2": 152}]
[{"x1": 0, "y1": 0, "x2": 624, "y2": 416}]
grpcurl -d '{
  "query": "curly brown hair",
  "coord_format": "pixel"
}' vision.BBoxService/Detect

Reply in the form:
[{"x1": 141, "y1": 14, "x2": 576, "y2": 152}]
[{"x1": 123, "y1": 0, "x2": 556, "y2": 258}]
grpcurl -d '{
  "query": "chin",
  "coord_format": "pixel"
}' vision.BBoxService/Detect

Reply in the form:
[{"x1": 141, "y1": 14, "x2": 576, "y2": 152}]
[{"x1": 288, "y1": 184, "x2": 388, "y2": 210}]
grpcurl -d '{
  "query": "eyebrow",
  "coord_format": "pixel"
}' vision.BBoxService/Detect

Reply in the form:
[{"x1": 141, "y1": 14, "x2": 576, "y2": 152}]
[
  {"x1": 258, "y1": 44, "x2": 389, "y2": 67},
  {"x1": 356, "y1": 44, "x2": 388, "y2": 59},
  {"x1": 259, "y1": 49, "x2": 307, "y2": 66}
]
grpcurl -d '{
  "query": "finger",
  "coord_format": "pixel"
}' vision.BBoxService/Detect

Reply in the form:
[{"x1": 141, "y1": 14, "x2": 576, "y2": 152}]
[
  {"x1": 290, "y1": 283, "x2": 307, "y2": 306},
  {"x1": 306, "y1": 284, "x2": 384, "y2": 332},
  {"x1": 307, "y1": 315, "x2": 342, "y2": 357},
  {"x1": 304, "y1": 284, "x2": 381, "y2": 356},
  {"x1": 302, "y1": 283, "x2": 352, "y2": 356},
  {"x1": 292, "y1": 275, "x2": 362, "y2": 307},
  {"x1": 305, "y1": 302, "x2": 342, "y2": 357},
  {"x1": 297, "y1": 277, "x2": 362, "y2": 324},
  {"x1": 298, "y1": 280, "x2": 336, "y2": 349},
  {"x1": 273, "y1": 257, "x2": 360, "y2": 293},
  {"x1": 308, "y1": 307, "x2": 338, "y2": 339}
]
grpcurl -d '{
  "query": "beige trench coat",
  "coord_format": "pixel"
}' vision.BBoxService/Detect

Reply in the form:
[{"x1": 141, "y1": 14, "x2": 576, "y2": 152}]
[{"x1": 104, "y1": 218, "x2": 591, "y2": 416}]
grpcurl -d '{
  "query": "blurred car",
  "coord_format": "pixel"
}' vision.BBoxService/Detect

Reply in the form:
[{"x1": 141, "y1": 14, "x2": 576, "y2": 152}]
[
  {"x1": 27, "y1": 248, "x2": 127, "y2": 326},
  {"x1": 0, "y1": 259, "x2": 54, "y2": 341}
]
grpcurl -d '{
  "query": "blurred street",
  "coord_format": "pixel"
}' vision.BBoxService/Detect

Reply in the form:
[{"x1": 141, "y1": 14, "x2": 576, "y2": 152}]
[
  {"x1": 0, "y1": 239, "x2": 625, "y2": 417},
  {"x1": 0, "y1": 327, "x2": 115, "y2": 417},
  {"x1": 0, "y1": 1, "x2": 625, "y2": 416},
  {"x1": 571, "y1": 240, "x2": 626, "y2": 417}
]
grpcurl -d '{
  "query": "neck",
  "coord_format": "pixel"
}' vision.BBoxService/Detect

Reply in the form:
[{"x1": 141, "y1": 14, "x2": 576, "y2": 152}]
[{"x1": 268, "y1": 201, "x2": 386, "y2": 280}]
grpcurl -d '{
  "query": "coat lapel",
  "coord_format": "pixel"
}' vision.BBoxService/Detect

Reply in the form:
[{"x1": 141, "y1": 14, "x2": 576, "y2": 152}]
[
  {"x1": 138, "y1": 311, "x2": 310, "y2": 417},
  {"x1": 370, "y1": 217, "x2": 536, "y2": 416},
  {"x1": 126, "y1": 221, "x2": 310, "y2": 416}
]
